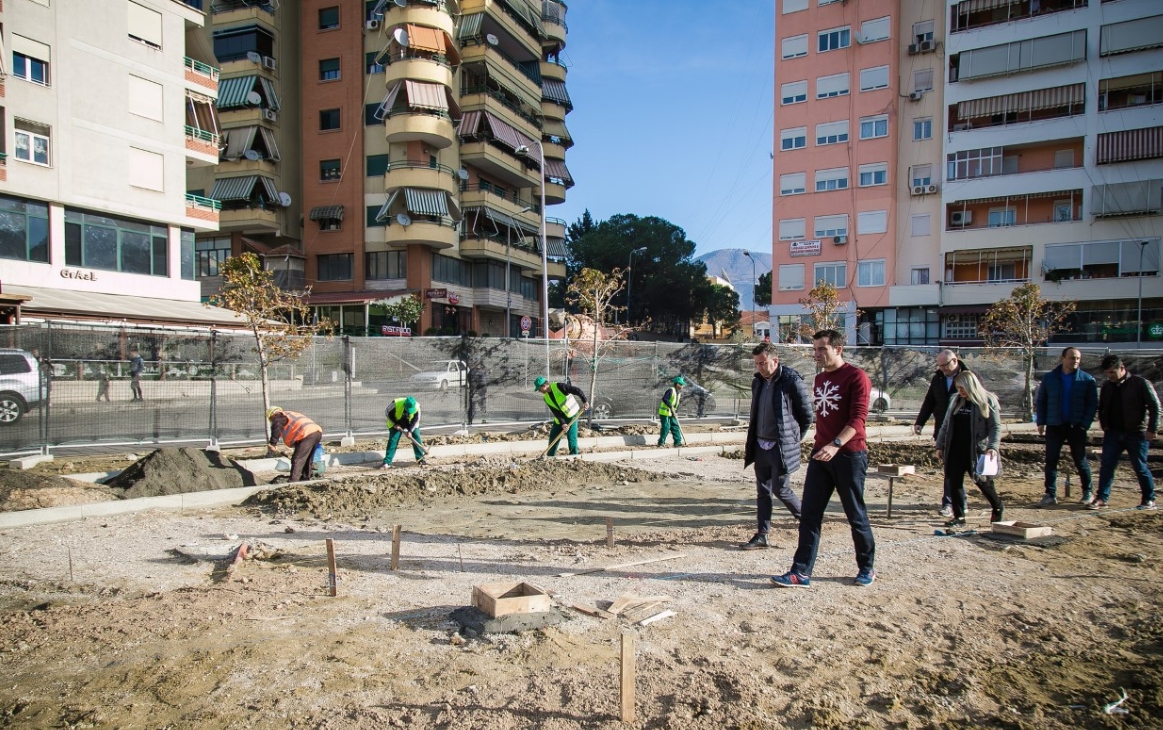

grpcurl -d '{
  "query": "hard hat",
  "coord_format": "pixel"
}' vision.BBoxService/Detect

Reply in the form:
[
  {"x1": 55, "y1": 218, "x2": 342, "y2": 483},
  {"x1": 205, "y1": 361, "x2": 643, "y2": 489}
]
[
  {"x1": 672, "y1": 376, "x2": 686, "y2": 386},
  {"x1": 266, "y1": 406, "x2": 282, "y2": 419},
  {"x1": 404, "y1": 396, "x2": 418, "y2": 412},
  {"x1": 533, "y1": 376, "x2": 548, "y2": 391}
]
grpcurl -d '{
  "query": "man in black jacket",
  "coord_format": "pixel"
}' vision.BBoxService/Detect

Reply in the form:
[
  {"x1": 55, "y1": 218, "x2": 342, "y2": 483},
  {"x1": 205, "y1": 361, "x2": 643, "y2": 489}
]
[
  {"x1": 1090, "y1": 355, "x2": 1159, "y2": 511},
  {"x1": 913, "y1": 349, "x2": 968, "y2": 517},
  {"x1": 741, "y1": 342, "x2": 814, "y2": 549}
]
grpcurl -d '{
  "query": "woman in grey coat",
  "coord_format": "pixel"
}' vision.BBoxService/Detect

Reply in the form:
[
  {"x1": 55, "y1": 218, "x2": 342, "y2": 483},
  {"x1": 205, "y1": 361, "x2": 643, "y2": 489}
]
[{"x1": 935, "y1": 371, "x2": 1004, "y2": 527}]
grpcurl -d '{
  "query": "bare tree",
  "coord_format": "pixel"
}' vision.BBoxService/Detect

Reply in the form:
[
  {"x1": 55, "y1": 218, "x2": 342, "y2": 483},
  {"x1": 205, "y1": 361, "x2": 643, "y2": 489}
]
[
  {"x1": 797, "y1": 281, "x2": 858, "y2": 341},
  {"x1": 565, "y1": 267, "x2": 640, "y2": 426},
  {"x1": 979, "y1": 282, "x2": 1076, "y2": 420}
]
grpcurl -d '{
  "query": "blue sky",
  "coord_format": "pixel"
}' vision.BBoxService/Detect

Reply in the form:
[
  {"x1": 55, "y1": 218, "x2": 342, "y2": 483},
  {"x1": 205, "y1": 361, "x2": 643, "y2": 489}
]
[{"x1": 551, "y1": 0, "x2": 776, "y2": 258}]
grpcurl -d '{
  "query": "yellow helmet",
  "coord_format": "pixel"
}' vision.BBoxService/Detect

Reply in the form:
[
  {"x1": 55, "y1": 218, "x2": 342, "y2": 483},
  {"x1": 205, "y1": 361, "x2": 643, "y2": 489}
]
[{"x1": 266, "y1": 406, "x2": 283, "y2": 419}]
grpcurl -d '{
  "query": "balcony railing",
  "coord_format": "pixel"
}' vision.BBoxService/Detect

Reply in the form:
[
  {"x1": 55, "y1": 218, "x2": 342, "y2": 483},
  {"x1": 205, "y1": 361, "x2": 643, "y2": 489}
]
[
  {"x1": 184, "y1": 125, "x2": 220, "y2": 147},
  {"x1": 211, "y1": 0, "x2": 274, "y2": 13},
  {"x1": 951, "y1": 0, "x2": 1086, "y2": 34},
  {"x1": 460, "y1": 84, "x2": 543, "y2": 128},
  {"x1": 378, "y1": 48, "x2": 456, "y2": 71},
  {"x1": 459, "y1": 182, "x2": 541, "y2": 212},
  {"x1": 184, "y1": 57, "x2": 220, "y2": 82},
  {"x1": 386, "y1": 160, "x2": 460, "y2": 178},
  {"x1": 460, "y1": 36, "x2": 541, "y2": 85},
  {"x1": 186, "y1": 193, "x2": 223, "y2": 210}
]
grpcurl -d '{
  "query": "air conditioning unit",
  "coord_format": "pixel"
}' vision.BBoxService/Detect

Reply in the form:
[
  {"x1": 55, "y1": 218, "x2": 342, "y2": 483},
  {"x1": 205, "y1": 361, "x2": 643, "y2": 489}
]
[
  {"x1": 833, "y1": 235, "x2": 848, "y2": 245},
  {"x1": 911, "y1": 185, "x2": 926, "y2": 196},
  {"x1": 950, "y1": 211, "x2": 973, "y2": 226},
  {"x1": 907, "y1": 43, "x2": 919, "y2": 56},
  {"x1": 909, "y1": 90, "x2": 924, "y2": 102},
  {"x1": 925, "y1": 183, "x2": 939, "y2": 194},
  {"x1": 262, "y1": 109, "x2": 278, "y2": 122},
  {"x1": 262, "y1": 56, "x2": 277, "y2": 70},
  {"x1": 919, "y1": 39, "x2": 936, "y2": 53},
  {"x1": 367, "y1": 19, "x2": 381, "y2": 30}
]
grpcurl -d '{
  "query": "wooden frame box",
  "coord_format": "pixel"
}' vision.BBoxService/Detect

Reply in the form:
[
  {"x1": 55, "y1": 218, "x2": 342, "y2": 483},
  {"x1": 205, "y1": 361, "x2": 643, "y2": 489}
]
[
  {"x1": 472, "y1": 582, "x2": 552, "y2": 617},
  {"x1": 991, "y1": 521, "x2": 1053, "y2": 539},
  {"x1": 877, "y1": 464, "x2": 916, "y2": 476}
]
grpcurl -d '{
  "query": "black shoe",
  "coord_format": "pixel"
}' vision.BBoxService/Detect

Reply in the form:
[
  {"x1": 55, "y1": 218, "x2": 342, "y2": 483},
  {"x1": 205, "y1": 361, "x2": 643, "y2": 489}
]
[
  {"x1": 991, "y1": 507, "x2": 1005, "y2": 523},
  {"x1": 944, "y1": 517, "x2": 967, "y2": 528},
  {"x1": 740, "y1": 534, "x2": 770, "y2": 550}
]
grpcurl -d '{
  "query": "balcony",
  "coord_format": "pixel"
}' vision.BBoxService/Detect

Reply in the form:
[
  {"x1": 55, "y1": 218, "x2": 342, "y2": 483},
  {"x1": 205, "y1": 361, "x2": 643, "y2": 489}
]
[
  {"x1": 944, "y1": 247, "x2": 1033, "y2": 287},
  {"x1": 460, "y1": 182, "x2": 540, "y2": 216},
  {"x1": 210, "y1": 0, "x2": 276, "y2": 23},
  {"x1": 540, "y1": 59, "x2": 566, "y2": 84},
  {"x1": 1042, "y1": 238, "x2": 1161, "y2": 285},
  {"x1": 383, "y1": 161, "x2": 460, "y2": 197},
  {"x1": 458, "y1": 139, "x2": 539, "y2": 189},
  {"x1": 383, "y1": 110, "x2": 457, "y2": 149},
  {"x1": 1097, "y1": 126, "x2": 1163, "y2": 165},
  {"x1": 947, "y1": 138, "x2": 1083, "y2": 180},
  {"x1": 184, "y1": 193, "x2": 221, "y2": 228},
  {"x1": 949, "y1": 83, "x2": 1084, "y2": 132},
  {"x1": 949, "y1": 29, "x2": 1086, "y2": 83},
  {"x1": 1090, "y1": 180, "x2": 1163, "y2": 217},
  {"x1": 382, "y1": 217, "x2": 458, "y2": 250},
  {"x1": 950, "y1": 0, "x2": 1086, "y2": 34},
  {"x1": 1100, "y1": 72, "x2": 1163, "y2": 112},
  {"x1": 542, "y1": 0, "x2": 567, "y2": 50},
  {"x1": 381, "y1": 46, "x2": 458, "y2": 89},
  {"x1": 184, "y1": 57, "x2": 219, "y2": 94},
  {"x1": 219, "y1": 206, "x2": 279, "y2": 233},
  {"x1": 184, "y1": 126, "x2": 220, "y2": 166},
  {"x1": 946, "y1": 190, "x2": 1083, "y2": 231},
  {"x1": 459, "y1": 236, "x2": 544, "y2": 269},
  {"x1": 379, "y1": 1, "x2": 455, "y2": 36},
  {"x1": 459, "y1": 75, "x2": 543, "y2": 131}
]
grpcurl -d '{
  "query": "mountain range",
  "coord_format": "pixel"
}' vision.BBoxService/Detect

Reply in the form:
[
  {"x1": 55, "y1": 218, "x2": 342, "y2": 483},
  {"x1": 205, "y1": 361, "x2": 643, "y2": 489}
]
[{"x1": 695, "y1": 249, "x2": 773, "y2": 311}]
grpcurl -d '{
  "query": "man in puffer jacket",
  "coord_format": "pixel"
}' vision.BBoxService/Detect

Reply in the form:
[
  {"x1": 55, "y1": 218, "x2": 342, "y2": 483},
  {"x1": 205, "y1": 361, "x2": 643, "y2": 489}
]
[{"x1": 1035, "y1": 347, "x2": 1098, "y2": 506}]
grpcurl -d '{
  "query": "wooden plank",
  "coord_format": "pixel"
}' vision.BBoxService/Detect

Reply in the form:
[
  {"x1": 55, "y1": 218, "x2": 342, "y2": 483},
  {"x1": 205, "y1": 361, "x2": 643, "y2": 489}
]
[
  {"x1": 621, "y1": 602, "x2": 666, "y2": 623},
  {"x1": 991, "y1": 521, "x2": 1053, "y2": 539},
  {"x1": 570, "y1": 603, "x2": 615, "y2": 619},
  {"x1": 620, "y1": 632, "x2": 635, "y2": 723},
  {"x1": 607, "y1": 592, "x2": 640, "y2": 616},
  {"x1": 638, "y1": 609, "x2": 676, "y2": 626},
  {"x1": 877, "y1": 464, "x2": 916, "y2": 476},
  {"x1": 556, "y1": 553, "x2": 686, "y2": 578}
]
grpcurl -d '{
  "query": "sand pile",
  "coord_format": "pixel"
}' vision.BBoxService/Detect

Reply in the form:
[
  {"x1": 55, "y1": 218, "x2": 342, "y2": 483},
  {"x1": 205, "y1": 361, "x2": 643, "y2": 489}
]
[
  {"x1": 106, "y1": 447, "x2": 257, "y2": 499},
  {"x1": 0, "y1": 470, "x2": 118, "y2": 512}
]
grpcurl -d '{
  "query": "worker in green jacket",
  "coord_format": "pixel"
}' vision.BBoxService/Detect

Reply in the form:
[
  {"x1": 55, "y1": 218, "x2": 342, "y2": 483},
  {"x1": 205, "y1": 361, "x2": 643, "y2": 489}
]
[
  {"x1": 658, "y1": 375, "x2": 685, "y2": 447},
  {"x1": 382, "y1": 396, "x2": 426, "y2": 468},
  {"x1": 534, "y1": 376, "x2": 589, "y2": 455}
]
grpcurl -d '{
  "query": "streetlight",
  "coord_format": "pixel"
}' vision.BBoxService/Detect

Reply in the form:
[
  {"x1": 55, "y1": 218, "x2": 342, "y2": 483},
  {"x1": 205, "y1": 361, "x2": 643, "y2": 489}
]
[
  {"x1": 1137, "y1": 240, "x2": 1149, "y2": 347},
  {"x1": 742, "y1": 250, "x2": 758, "y2": 338},
  {"x1": 507, "y1": 205, "x2": 534, "y2": 338},
  {"x1": 625, "y1": 246, "x2": 647, "y2": 326},
  {"x1": 515, "y1": 142, "x2": 549, "y2": 374}
]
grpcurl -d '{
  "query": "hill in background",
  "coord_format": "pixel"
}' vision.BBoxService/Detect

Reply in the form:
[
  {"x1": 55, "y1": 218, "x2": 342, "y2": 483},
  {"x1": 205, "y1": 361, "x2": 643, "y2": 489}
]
[{"x1": 695, "y1": 249, "x2": 772, "y2": 311}]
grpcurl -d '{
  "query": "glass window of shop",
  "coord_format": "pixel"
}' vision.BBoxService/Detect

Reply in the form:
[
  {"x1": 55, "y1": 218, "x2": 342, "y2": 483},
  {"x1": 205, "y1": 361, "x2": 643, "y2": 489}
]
[
  {"x1": 877, "y1": 308, "x2": 939, "y2": 345},
  {"x1": 64, "y1": 208, "x2": 167, "y2": 275},
  {"x1": 0, "y1": 194, "x2": 50, "y2": 263}
]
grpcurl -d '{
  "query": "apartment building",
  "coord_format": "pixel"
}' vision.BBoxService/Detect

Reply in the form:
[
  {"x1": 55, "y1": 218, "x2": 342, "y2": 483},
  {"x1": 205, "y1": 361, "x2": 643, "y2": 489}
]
[
  {"x1": 298, "y1": 0, "x2": 571, "y2": 337},
  {"x1": 771, "y1": 0, "x2": 1163, "y2": 348},
  {"x1": 0, "y1": 0, "x2": 242, "y2": 327}
]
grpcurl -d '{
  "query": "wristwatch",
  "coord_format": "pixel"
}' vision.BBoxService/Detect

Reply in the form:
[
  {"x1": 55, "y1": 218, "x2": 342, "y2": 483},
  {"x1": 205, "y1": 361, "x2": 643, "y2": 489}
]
[{"x1": 832, "y1": 438, "x2": 843, "y2": 448}]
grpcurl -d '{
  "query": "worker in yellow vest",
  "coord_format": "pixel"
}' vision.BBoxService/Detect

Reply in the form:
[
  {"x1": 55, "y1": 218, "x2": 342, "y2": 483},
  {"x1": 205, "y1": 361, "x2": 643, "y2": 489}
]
[
  {"x1": 266, "y1": 407, "x2": 323, "y2": 483},
  {"x1": 658, "y1": 375, "x2": 685, "y2": 447},
  {"x1": 534, "y1": 376, "x2": 589, "y2": 455},
  {"x1": 383, "y1": 396, "x2": 426, "y2": 468}
]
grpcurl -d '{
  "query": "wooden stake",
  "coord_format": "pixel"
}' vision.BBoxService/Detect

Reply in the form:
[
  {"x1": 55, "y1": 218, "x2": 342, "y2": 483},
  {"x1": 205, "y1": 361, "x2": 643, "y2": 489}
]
[
  {"x1": 457, "y1": 543, "x2": 464, "y2": 572},
  {"x1": 606, "y1": 517, "x2": 614, "y2": 549},
  {"x1": 390, "y1": 525, "x2": 401, "y2": 571},
  {"x1": 620, "y1": 631, "x2": 635, "y2": 723},
  {"x1": 326, "y1": 538, "x2": 338, "y2": 597},
  {"x1": 67, "y1": 546, "x2": 74, "y2": 583}
]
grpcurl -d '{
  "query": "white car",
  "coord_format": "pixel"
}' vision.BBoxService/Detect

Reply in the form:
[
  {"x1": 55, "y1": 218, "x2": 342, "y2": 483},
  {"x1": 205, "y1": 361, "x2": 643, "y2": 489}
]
[
  {"x1": 870, "y1": 388, "x2": 892, "y2": 412},
  {"x1": 409, "y1": 360, "x2": 468, "y2": 390}
]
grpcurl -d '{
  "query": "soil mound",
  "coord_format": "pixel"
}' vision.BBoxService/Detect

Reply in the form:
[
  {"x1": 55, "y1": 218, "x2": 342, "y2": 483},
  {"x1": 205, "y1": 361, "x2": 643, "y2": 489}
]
[
  {"x1": 0, "y1": 470, "x2": 118, "y2": 512},
  {"x1": 106, "y1": 448, "x2": 257, "y2": 499}
]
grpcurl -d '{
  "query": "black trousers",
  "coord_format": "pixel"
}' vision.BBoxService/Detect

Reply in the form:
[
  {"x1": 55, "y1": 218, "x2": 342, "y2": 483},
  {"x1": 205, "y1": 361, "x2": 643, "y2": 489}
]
[
  {"x1": 289, "y1": 432, "x2": 323, "y2": 483},
  {"x1": 946, "y1": 457, "x2": 1002, "y2": 518}
]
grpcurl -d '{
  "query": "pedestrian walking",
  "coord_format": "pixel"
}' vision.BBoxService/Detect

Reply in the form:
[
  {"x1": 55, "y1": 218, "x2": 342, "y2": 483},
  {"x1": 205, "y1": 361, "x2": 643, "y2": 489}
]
[
  {"x1": 95, "y1": 368, "x2": 111, "y2": 402},
  {"x1": 467, "y1": 360, "x2": 488, "y2": 425},
  {"x1": 1090, "y1": 355, "x2": 1159, "y2": 511},
  {"x1": 382, "y1": 396, "x2": 426, "y2": 467},
  {"x1": 1035, "y1": 347, "x2": 1097, "y2": 506},
  {"x1": 913, "y1": 349, "x2": 970, "y2": 517},
  {"x1": 740, "y1": 342, "x2": 813, "y2": 550},
  {"x1": 266, "y1": 407, "x2": 323, "y2": 483},
  {"x1": 935, "y1": 371, "x2": 1004, "y2": 527},
  {"x1": 534, "y1": 376, "x2": 588, "y2": 456},
  {"x1": 129, "y1": 349, "x2": 145, "y2": 401},
  {"x1": 771, "y1": 329, "x2": 876, "y2": 588},
  {"x1": 657, "y1": 375, "x2": 685, "y2": 447}
]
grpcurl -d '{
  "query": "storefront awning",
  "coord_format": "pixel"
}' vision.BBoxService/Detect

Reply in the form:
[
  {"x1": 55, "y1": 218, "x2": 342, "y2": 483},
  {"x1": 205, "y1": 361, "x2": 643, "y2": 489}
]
[
  {"x1": 4, "y1": 285, "x2": 248, "y2": 327},
  {"x1": 309, "y1": 205, "x2": 344, "y2": 221},
  {"x1": 957, "y1": 82, "x2": 1084, "y2": 119}
]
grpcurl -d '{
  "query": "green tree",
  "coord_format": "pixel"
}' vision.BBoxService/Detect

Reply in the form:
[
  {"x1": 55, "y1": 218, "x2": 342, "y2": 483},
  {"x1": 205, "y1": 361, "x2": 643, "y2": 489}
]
[
  {"x1": 212, "y1": 253, "x2": 331, "y2": 437},
  {"x1": 702, "y1": 284, "x2": 741, "y2": 339},
  {"x1": 979, "y1": 282, "x2": 1076, "y2": 419},
  {"x1": 754, "y1": 271, "x2": 772, "y2": 309},
  {"x1": 378, "y1": 294, "x2": 424, "y2": 332}
]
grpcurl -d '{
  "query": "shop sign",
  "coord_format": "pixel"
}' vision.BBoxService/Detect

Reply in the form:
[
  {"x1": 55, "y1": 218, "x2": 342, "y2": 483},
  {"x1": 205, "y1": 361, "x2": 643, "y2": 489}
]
[
  {"x1": 60, "y1": 268, "x2": 98, "y2": 281},
  {"x1": 789, "y1": 239, "x2": 821, "y2": 257},
  {"x1": 424, "y1": 288, "x2": 447, "y2": 299},
  {"x1": 381, "y1": 325, "x2": 411, "y2": 337},
  {"x1": 1149, "y1": 322, "x2": 1163, "y2": 340},
  {"x1": 448, "y1": 292, "x2": 461, "y2": 305}
]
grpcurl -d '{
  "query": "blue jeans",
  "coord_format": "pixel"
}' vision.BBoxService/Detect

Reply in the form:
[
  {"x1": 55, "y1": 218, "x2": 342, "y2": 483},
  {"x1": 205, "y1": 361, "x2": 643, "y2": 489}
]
[
  {"x1": 1096, "y1": 430, "x2": 1155, "y2": 503},
  {"x1": 753, "y1": 445, "x2": 802, "y2": 532},
  {"x1": 1043, "y1": 424, "x2": 1092, "y2": 496},
  {"x1": 790, "y1": 450, "x2": 875, "y2": 577}
]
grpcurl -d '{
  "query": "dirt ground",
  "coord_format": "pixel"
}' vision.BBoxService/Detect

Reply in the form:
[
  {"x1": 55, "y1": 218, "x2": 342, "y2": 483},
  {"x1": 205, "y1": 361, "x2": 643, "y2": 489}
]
[{"x1": 1, "y1": 433, "x2": 1162, "y2": 729}]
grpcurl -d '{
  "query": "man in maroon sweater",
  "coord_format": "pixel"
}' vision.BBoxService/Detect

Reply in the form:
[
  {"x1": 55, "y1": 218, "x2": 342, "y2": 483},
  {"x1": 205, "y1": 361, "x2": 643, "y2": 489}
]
[{"x1": 771, "y1": 329, "x2": 877, "y2": 588}]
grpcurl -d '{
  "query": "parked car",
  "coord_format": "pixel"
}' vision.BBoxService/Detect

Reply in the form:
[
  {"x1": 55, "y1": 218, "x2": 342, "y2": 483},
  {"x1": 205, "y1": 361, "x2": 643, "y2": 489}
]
[
  {"x1": 870, "y1": 388, "x2": 891, "y2": 412},
  {"x1": 589, "y1": 378, "x2": 717, "y2": 420},
  {"x1": 409, "y1": 360, "x2": 468, "y2": 391},
  {"x1": 0, "y1": 349, "x2": 44, "y2": 425}
]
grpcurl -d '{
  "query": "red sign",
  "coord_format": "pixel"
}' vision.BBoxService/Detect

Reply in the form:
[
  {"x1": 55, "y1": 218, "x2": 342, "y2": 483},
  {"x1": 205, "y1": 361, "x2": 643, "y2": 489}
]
[
  {"x1": 424, "y1": 288, "x2": 447, "y2": 299},
  {"x1": 520, "y1": 316, "x2": 532, "y2": 331},
  {"x1": 381, "y1": 325, "x2": 412, "y2": 337},
  {"x1": 448, "y1": 292, "x2": 461, "y2": 305}
]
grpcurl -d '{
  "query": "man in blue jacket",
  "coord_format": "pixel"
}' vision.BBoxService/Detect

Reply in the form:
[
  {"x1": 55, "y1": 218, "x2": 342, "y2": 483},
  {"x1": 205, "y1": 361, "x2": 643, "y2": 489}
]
[
  {"x1": 741, "y1": 342, "x2": 814, "y2": 549},
  {"x1": 1035, "y1": 347, "x2": 1098, "y2": 506}
]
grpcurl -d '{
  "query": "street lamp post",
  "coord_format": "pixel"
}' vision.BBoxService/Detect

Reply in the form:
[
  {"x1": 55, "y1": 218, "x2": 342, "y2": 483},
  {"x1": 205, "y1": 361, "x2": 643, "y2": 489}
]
[
  {"x1": 742, "y1": 250, "x2": 758, "y2": 338},
  {"x1": 1137, "y1": 240, "x2": 1149, "y2": 347},
  {"x1": 625, "y1": 246, "x2": 647, "y2": 326}
]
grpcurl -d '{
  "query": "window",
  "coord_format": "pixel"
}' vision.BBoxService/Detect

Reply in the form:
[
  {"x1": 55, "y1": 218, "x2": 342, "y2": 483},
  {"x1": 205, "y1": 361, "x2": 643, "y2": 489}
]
[
  {"x1": 64, "y1": 207, "x2": 168, "y2": 276},
  {"x1": 318, "y1": 254, "x2": 353, "y2": 280},
  {"x1": 366, "y1": 251, "x2": 407, "y2": 279},
  {"x1": 14, "y1": 119, "x2": 51, "y2": 166},
  {"x1": 860, "y1": 16, "x2": 890, "y2": 42},
  {"x1": 432, "y1": 253, "x2": 473, "y2": 286},
  {"x1": 857, "y1": 210, "x2": 887, "y2": 235},
  {"x1": 815, "y1": 121, "x2": 849, "y2": 146},
  {"x1": 988, "y1": 261, "x2": 1017, "y2": 281},
  {"x1": 180, "y1": 229, "x2": 195, "y2": 281},
  {"x1": 366, "y1": 51, "x2": 384, "y2": 74},
  {"x1": 814, "y1": 262, "x2": 847, "y2": 288},
  {"x1": 857, "y1": 259, "x2": 886, "y2": 287},
  {"x1": 0, "y1": 194, "x2": 50, "y2": 263},
  {"x1": 367, "y1": 154, "x2": 390, "y2": 177},
  {"x1": 859, "y1": 115, "x2": 888, "y2": 139},
  {"x1": 815, "y1": 167, "x2": 849, "y2": 192},
  {"x1": 779, "y1": 172, "x2": 806, "y2": 196},
  {"x1": 911, "y1": 164, "x2": 933, "y2": 187},
  {"x1": 779, "y1": 218, "x2": 805, "y2": 240},
  {"x1": 860, "y1": 66, "x2": 889, "y2": 91},
  {"x1": 128, "y1": 2, "x2": 163, "y2": 49},
  {"x1": 913, "y1": 117, "x2": 932, "y2": 140},
  {"x1": 365, "y1": 103, "x2": 383, "y2": 125},
  {"x1": 12, "y1": 41, "x2": 50, "y2": 86},
  {"x1": 913, "y1": 20, "x2": 935, "y2": 44},
  {"x1": 818, "y1": 26, "x2": 851, "y2": 52},
  {"x1": 947, "y1": 147, "x2": 1004, "y2": 180},
  {"x1": 783, "y1": 0, "x2": 808, "y2": 12},
  {"x1": 1054, "y1": 149, "x2": 1075, "y2": 168},
  {"x1": 781, "y1": 80, "x2": 808, "y2": 105},
  {"x1": 1043, "y1": 239, "x2": 1161, "y2": 280},
  {"x1": 319, "y1": 58, "x2": 340, "y2": 81},
  {"x1": 212, "y1": 25, "x2": 274, "y2": 62},
  {"x1": 858, "y1": 162, "x2": 887, "y2": 187},
  {"x1": 1053, "y1": 200, "x2": 1074, "y2": 222},
  {"x1": 320, "y1": 159, "x2": 341, "y2": 181},
  {"x1": 319, "y1": 6, "x2": 340, "y2": 30},
  {"x1": 195, "y1": 237, "x2": 231, "y2": 277},
  {"x1": 320, "y1": 108, "x2": 341, "y2": 131},
  {"x1": 911, "y1": 267, "x2": 930, "y2": 285},
  {"x1": 128, "y1": 75, "x2": 164, "y2": 121},
  {"x1": 780, "y1": 127, "x2": 807, "y2": 151},
  {"x1": 814, "y1": 214, "x2": 848, "y2": 238},
  {"x1": 943, "y1": 314, "x2": 980, "y2": 339},
  {"x1": 781, "y1": 34, "x2": 808, "y2": 59},
  {"x1": 128, "y1": 148, "x2": 164, "y2": 191},
  {"x1": 989, "y1": 208, "x2": 1016, "y2": 227},
  {"x1": 817, "y1": 72, "x2": 849, "y2": 99},
  {"x1": 911, "y1": 214, "x2": 931, "y2": 237},
  {"x1": 914, "y1": 68, "x2": 934, "y2": 93},
  {"x1": 778, "y1": 264, "x2": 805, "y2": 291}
]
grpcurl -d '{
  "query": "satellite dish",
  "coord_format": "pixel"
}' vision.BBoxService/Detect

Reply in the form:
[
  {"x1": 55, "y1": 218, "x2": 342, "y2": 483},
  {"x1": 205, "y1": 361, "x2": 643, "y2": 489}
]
[
  {"x1": 246, "y1": 51, "x2": 262, "y2": 63},
  {"x1": 243, "y1": 149, "x2": 261, "y2": 161},
  {"x1": 396, "y1": 213, "x2": 412, "y2": 226},
  {"x1": 456, "y1": 168, "x2": 469, "y2": 181},
  {"x1": 393, "y1": 28, "x2": 409, "y2": 47},
  {"x1": 486, "y1": 33, "x2": 499, "y2": 46},
  {"x1": 393, "y1": 0, "x2": 406, "y2": 6},
  {"x1": 245, "y1": 91, "x2": 263, "y2": 106},
  {"x1": 278, "y1": 192, "x2": 292, "y2": 207}
]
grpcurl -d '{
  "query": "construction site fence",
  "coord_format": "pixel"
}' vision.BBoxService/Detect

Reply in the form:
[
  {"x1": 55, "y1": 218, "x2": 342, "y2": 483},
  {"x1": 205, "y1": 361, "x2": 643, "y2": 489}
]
[{"x1": 2, "y1": 322, "x2": 1161, "y2": 457}]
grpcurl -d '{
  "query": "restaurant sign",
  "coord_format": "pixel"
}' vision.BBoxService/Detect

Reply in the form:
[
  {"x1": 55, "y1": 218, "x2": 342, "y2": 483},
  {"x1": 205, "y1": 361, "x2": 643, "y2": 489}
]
[{"x1": 424, "y1": 288, "x2": 447, "y2": 299}]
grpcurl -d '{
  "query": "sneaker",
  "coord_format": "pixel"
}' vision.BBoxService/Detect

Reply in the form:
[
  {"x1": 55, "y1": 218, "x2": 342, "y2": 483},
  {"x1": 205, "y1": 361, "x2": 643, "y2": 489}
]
[
  {"x1": 991, "y1": 507, "x2": 1005, "y2": 523},
  {"x1": 944, "y1": 517, "x2": 967, "y2": 528},
  {"x1": 1138, "y1": 500, "x2": 1157, "y2": 511},
  {"x1": 380, "y1": 463, "x2": 392, "y2": 470},
  {"x1": 770, "y1": 572, "x2": 811, "y2": 588},
  {"x1": 740, "y1": 534, "x2": 770, "y2": 550},
  {"x1": 1087, "y1": 499, "x2": 1106, "y2": 511},
  {"x1": 854, "y1": 568, "x2": 876, "y2": 587},
  {"x1": 938, "y1": 505, "x2": 954, "y2": 518},
  {"x1": 416, "y1": 459, "x2": 428, "y2": 467},
  {"x1": 1079, "y1": 491, "x2": 1094, "y2": 506},
  {"x1": 1037, "y1": 494, "x2": 1057, "y2": 507}
]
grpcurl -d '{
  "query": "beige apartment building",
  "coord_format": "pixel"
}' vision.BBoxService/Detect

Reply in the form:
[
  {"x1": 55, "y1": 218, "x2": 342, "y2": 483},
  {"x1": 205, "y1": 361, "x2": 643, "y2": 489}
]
[{"x1": 772, "y1": 0, "x2": 1163, "y2": 347}]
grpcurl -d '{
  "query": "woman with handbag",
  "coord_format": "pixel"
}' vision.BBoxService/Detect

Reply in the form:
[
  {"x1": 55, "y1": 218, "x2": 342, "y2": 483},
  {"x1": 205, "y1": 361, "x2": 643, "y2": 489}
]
[{"x1": 935, "y1": 371, "x2": 1004, "y2": 527}]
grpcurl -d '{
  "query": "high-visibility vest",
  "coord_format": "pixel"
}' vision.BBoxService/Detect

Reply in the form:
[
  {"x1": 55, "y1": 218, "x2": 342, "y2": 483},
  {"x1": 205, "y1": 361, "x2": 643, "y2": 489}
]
[
  {"x1": 388, "y1": 397, "x2": 421, "y2": 427},
  {"x1": 658, "y1": 387, "x2": 681, "y2": 417},
  {"x1": 279, "y1": 411, "x2": 322, "y2": 446},
  {"x1": 543, "y1": 383, "x2": 581, "y2": 424}
]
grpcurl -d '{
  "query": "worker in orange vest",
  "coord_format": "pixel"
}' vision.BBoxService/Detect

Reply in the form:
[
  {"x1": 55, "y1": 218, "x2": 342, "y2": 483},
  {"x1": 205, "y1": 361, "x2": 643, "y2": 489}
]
[{"x1": 266, "y1": 406, "x2": 323, "y2": 483}]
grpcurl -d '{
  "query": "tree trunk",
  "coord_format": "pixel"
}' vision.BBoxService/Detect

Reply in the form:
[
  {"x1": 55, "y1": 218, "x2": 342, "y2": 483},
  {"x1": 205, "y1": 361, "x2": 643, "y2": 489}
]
[
  {"x1": 1023, "y1": 352, "x2": 1035, "y2": 421},
  {"x1": 587, "y1": 326, "x2": 599, "y2": 428},
  {"x1": 256, "y1": 330, "x2": 272, "y2": 441}
]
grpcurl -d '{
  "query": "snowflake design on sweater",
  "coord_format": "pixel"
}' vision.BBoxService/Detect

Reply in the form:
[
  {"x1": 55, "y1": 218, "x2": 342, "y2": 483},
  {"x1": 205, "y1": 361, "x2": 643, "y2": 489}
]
[{"x1": 815, "y1": 380, "x2": 841, "y2": 417}]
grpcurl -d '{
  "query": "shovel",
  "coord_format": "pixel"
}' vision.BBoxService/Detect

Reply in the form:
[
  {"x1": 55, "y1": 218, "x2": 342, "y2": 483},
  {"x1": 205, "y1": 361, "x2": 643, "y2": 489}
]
[
  {"x1": 533, "y1": 415, "x2": 578, "y2": 461},
  {"x1": 400, "y1": 426, "x2": 430, "y2": 457}
]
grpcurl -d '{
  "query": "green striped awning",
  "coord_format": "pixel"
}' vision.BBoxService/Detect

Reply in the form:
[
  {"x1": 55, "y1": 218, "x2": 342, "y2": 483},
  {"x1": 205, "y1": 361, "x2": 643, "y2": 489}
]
[
  {"x1": 209, "y1": 175, "x2": 279, "y2": 203},
  {"x1": 375, "y1": 190, "x2": 401, "y2": 223},
  {"x1": 309, "y1": 205, "x2": 344, "y2": 221},
  {"x1": 217, "y1": 76, "x2": 259, "y2": 110},
  {"x1": 546, "y1": 238, "x2": 567, "y2": 259},
  {"x1": 258, "y1": 77, "x2": 281, "y2": 111},
  {"x1": 404, "y1": 188, "x2": 449, "y2": 216},
  {"x1": 457, "y1": 13, "x2": 483, "y2": 39}
]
